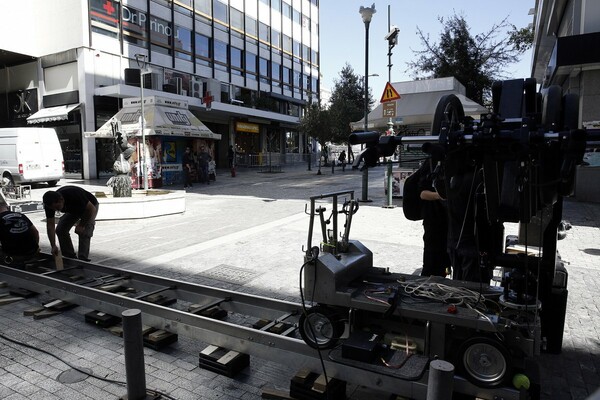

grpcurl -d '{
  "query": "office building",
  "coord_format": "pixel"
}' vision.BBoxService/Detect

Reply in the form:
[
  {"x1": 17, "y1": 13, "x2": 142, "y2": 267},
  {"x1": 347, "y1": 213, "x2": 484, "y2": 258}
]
[{"x1": 0, "y1": 0, "x2": 320, "y2": 183}]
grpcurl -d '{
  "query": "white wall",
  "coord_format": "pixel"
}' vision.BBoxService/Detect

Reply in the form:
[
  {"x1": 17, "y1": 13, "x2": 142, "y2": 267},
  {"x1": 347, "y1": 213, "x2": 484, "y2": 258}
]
[{"x1": 0, "y1": 0, "x2": 87, "y2": 57}]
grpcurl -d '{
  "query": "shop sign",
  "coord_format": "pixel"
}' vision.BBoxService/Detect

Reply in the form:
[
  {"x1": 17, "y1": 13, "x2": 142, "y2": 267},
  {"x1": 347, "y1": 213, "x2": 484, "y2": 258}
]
[
  {"x1": 164, "y1": 110, "x2": 191, "y2": 126},
  {"x1": 161, "y1": 163, "x2": 182, "y2": 172},
  {"x1": 7, "y1": 89, "x2": 38, "y2": 121},
  {"x1": 236, "y1": 122, "x2": 260, "y2": 133}
]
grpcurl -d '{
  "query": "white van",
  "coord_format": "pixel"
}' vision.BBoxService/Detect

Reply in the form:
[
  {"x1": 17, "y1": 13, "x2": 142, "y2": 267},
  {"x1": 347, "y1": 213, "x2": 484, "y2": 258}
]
[{"x1": 0, "y1": 127, "x2": 65, "y2": 187}]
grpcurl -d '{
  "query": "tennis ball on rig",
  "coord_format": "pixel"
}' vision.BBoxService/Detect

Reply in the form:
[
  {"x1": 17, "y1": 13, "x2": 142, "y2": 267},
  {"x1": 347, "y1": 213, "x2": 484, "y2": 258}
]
[{"x1": 512, "y1": 373, "x2": 530, "y2": 390}]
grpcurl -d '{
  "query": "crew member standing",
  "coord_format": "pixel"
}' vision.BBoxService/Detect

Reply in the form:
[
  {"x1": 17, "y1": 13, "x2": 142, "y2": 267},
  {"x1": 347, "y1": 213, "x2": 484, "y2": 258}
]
[
  {"x1": 43, "y1": 186, "x2": 99, "y2": 262},
  {"x1": 0, "y1": 204, "x2": 39, "y2": 261},
  {"x1": 418, "y1": 160, "x2": 450, "y2": 277}
]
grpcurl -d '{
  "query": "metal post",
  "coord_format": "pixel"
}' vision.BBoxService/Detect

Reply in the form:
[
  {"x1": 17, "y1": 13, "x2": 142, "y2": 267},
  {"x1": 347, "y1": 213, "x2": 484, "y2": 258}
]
[
  {"x1": 136, "y1": 54, "x2": 149, "y2": 191},
  {"x1": 359, "y1": 4, "x2": 375, "y2": 203},
  {"x1": 122, "y1": 309, "x2": 147, "y2": 400},
  {"x1": 386, "y1": 161, "x2": 393, "y2": 206},
  {"x1": 426, "y1": 360, "x2": 454, "y2": 400}
]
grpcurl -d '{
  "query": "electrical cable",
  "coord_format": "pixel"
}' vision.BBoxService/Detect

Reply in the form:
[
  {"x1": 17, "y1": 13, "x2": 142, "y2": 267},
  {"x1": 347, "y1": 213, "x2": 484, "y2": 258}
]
[
  {"x1": 0, "y1": 331, "x2": 177, "y2": 400},
  {"x1": 298, "y1": 249, "x2": 333, "y2": 400}
]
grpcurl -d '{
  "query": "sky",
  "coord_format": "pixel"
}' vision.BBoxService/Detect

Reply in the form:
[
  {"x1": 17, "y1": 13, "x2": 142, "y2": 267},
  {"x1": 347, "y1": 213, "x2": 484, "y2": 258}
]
[{"x1": 319, "y1": 0, "x2": 536, "y2": 101}]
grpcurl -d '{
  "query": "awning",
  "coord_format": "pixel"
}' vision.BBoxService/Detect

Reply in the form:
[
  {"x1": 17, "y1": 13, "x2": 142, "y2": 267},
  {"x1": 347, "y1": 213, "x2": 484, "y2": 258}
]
[
  {"x1": 350, "y1": 91, "x2": 487, "y2": 131},
  {"x1": 86, "y1": 96, "x2": 221, "y2": 140},
  {"x1": 27, "y1": 103, "x2": 80, "y2": 124}
]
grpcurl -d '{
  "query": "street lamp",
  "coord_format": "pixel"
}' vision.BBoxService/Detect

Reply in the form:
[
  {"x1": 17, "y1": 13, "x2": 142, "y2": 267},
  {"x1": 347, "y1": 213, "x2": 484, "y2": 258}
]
[
  {"x1": 135, "y1": 53, "x2": 149, "y2": 191},
  {"x1": 359, "y1": 3, "x2": 376, "y2": 202}
]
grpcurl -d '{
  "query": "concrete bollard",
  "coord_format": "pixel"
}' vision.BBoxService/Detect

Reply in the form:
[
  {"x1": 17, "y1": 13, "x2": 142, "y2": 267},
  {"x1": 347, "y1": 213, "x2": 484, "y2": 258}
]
[
  {"x1": 122, "y1": 309, "x2": 147, "y2": 400},
  {"x1": 426, "y1": 360, "x2": 454, "y2": 400}
]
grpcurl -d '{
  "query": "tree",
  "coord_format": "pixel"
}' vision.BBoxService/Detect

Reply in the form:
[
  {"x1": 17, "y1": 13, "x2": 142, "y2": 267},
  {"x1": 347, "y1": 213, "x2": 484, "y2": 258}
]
[
  {"x1": 299, "y1": 100, "x2": 332, "y2": 150},
  {"x1": 407, "y1": 13, "x2": 533, "y2": 105},
  {"x1": 328, "y1": 64, "x2": 374, "y2": 144}
]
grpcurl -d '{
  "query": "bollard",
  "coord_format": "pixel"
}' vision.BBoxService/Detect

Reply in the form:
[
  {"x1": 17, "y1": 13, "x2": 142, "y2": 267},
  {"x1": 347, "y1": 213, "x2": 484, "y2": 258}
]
[
  {"x1": 360, "y1": 168, "x2": 371, "y2": 202},
  {"x1": 386, "y1": 162, "x2": 393, "y2": 207},
  {"x1": 331, "y1": 161, "x2": 335, "y2": 174},
  {"x1": 426, "y1": 360, "x2": 454, "y2": 400},
  {"x1": 122, "y1": 309, "x2": 148, "y2": 400}
]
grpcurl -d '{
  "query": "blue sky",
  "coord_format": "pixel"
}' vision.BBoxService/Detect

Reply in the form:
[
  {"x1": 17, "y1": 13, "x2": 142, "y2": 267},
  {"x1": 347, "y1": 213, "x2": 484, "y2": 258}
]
[{"x1": 319, "y1": 0, "x2": 536, "y2": 99}]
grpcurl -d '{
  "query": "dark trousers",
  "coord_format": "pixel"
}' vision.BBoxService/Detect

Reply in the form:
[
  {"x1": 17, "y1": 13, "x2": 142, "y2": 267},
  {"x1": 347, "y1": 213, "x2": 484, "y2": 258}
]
[{"x1": 56, "y1": 209, "x2": 97, "y2": 259}]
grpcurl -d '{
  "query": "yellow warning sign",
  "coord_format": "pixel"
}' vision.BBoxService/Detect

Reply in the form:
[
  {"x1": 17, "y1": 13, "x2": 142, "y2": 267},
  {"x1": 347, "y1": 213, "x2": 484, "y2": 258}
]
[{"x1": 380, "y1": 82, "x2": 401, "y2": 103}]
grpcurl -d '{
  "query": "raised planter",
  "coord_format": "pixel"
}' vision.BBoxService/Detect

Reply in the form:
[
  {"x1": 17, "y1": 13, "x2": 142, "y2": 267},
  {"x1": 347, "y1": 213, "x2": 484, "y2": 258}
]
[{"x1": 95, "y1": 189, "x2": 186, "y2": 220}]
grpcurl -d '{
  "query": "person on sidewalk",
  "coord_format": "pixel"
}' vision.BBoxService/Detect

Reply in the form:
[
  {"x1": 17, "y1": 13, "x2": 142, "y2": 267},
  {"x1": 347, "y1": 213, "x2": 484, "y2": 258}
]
[
  {"x1": 198, "y1": 145, "x2": 211, "y2": 184},
  {"x1": 418, "y1": 160, "x2": 450, "y2": 277},
  {"x1": 0, "y1": 204, "x2": 39, "y2": 263},
  {"x1": 182, "y1": 147, "x2": 194, "y2": 188},
  {"x1": 43, "y1": 186, "x2": 99, "y2": 262},
  {"x1": 338, "y1": 150, "x2": 347, "y2": 172}
]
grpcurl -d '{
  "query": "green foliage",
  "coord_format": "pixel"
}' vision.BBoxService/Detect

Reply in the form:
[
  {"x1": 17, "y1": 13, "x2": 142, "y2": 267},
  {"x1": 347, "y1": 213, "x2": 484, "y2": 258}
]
[
  {"x1": 328, "y1": 64, "x2": 374, "y2": 143},
  {"x1": 299, "y1": 101, "x2": 332, "y2": 148},
  {"x1": 408, "y1": 13, "x2": 533, "y2": 105}
]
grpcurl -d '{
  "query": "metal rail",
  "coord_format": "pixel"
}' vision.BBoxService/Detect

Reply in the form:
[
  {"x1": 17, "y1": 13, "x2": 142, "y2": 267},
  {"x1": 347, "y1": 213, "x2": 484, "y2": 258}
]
[{"x1": 0, "y1": 255, "x2": 521, "y2": 400}]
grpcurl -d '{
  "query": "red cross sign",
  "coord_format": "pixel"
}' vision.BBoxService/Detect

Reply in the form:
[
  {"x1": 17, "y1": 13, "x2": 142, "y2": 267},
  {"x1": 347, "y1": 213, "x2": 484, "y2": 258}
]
[{"x1": 201, "y1": 91, "x2": 214, "y2": 110}]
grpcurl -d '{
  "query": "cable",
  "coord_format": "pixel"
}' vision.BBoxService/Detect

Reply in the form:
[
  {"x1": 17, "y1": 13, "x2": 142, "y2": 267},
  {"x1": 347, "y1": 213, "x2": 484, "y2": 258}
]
[
  {"x1": 298, "y1": 249, "x2": 333, "y2": 400},
  {"x1": 0, "y1": 332, "x2": 177, "y2": 400}
]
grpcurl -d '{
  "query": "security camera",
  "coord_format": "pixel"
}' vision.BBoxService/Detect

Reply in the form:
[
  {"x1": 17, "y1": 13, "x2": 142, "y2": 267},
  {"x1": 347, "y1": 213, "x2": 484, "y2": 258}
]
[{"x1": 385, "y1": 26, "x2": 400, "y2": 44}]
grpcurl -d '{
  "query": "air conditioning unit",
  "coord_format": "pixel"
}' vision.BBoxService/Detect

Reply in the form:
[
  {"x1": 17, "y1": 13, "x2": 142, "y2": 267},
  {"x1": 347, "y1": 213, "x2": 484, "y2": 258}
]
[
  {"x1": 170, "y1": 77, "x2": 183, "y2": 95},
  {"x1": 124, "y1": 68, "x2": 141, "y2": 87},
  {"x1": 190, "y1": 78, "x2": 203, "y2": 99},
  {"x1": 144, "y1": 73, "x2": 161, "y2": 90}
]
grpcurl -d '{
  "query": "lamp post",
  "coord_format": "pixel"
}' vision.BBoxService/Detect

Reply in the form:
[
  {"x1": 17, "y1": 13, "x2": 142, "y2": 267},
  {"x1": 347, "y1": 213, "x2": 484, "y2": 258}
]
[
  {"x1": 135, "y1": 54, "x2": 149, "y2": 191},
  {"x1": 359, "y1": 3, "x2": 376, "y2": 202}
]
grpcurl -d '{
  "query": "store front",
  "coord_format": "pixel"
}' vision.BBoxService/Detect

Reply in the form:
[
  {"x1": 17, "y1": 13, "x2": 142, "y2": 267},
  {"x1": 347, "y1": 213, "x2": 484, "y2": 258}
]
[
  {"x1": 89, "y1": 95, "x2": 220, "y2": 188},
  {"x1": 234, "y1": 121, "x2": 261, "y2": 166}
]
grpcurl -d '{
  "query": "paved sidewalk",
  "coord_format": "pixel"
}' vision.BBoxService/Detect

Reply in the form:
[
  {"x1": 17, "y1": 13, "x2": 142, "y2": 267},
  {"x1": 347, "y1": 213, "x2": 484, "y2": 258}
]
[{"x1": 0, "y1": 164, "x2": 599, "y2": 399}]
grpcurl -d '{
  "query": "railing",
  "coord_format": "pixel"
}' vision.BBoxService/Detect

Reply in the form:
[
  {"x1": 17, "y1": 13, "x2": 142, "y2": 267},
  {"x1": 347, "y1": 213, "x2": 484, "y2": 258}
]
[{"x1": 235, "y1": 152, "x2": 314, "y2": 168}]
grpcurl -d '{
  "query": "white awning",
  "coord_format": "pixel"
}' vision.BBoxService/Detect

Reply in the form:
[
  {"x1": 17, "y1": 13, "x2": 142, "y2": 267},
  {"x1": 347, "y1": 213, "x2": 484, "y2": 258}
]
[
  {"x1": 27, "y1": 103, "x2": 80, "y2": 124},
  {"x1": 86, "y1": 96, "x2": 220, "y2": 140}
]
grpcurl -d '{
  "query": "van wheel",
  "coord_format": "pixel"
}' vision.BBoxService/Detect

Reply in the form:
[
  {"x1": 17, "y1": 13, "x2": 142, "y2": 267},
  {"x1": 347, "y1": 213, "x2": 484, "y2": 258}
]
[{"x1": 47, "y1": 180, "x2": 59, "y2": 187}]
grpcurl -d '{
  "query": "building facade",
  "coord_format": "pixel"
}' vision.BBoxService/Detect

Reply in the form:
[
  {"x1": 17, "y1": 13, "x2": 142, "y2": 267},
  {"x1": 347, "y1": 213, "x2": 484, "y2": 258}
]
[
  {"x1": 0, "y1": 0, "x2": 320, "y2": 182},
  {"x1": 532, "y1": 0, "x2": 600, "y2": 128},
  {"x1": 532, "y1": 0, "x2": 600, "y2": 202}
]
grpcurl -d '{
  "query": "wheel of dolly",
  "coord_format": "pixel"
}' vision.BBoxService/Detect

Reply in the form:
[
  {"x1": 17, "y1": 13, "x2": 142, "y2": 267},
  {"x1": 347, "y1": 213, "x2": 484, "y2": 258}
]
[
  {"x1": 298, "y1": 306, "x2": 344, "y2": 350},
  {"x1": 456, "y1": 336, "x2": 513, "y2": 388}
]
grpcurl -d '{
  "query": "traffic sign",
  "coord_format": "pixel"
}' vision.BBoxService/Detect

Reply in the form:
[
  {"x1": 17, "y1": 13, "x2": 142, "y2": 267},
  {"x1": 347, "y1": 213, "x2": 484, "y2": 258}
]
[
  {"x1": 380, "y1": 82, "x2": 401, "y2": 103},
  {"x1": 382, "y1": 101, "x2": 396, "y2": 118}
]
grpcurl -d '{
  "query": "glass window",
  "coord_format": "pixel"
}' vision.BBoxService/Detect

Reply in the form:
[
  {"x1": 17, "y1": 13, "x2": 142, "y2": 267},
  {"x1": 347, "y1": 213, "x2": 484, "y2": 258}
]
[
  {"x1": 231, "y1": 7, "x2": 243, "y2": 31},
  {"x1": 311, "y1": 77, "x2": 318, "y2": 92},
  {"x1": 259, "y1": 0, "x2": 269, "y2": 4},
  {"x1": 282, "y1": 2, "x2": 291, "y2": 19},
  {"x1": 293, "y1": 40, "x2": 301, "y2": 57},
  {"x1": 221, "y1": 83, "x2": 230, "y2": 103},
  {"x1": 259, "y1": 57, "x2": 269, "y2": 77},
  {"x1": 149, "y1": 15, "x2": 172, "y2": 53},
  {"x1": 271, "y1": 62, "x2": 281, "y2": 81},
  {"x1": 175, "y1": 0, "x2": 193, "y2": 16},
  {"x1": 195, "y1": 33, "x2": 211, "y2": 58},
  {"x1": 292, "y1": 9, "x2": 300, "y2": 24},
  {"x1": 213, "y1": 0, "x2": 228, "y2": 23},
  {"x1": 282, "y1": 67, "x2": 291, "y2": 84},
  {"x1": 90, "y1": 0, "x2": 120, "y2": 39},
  {"x1": 175, "y1": 26, "x2": 192, "y2": 61},
  {"x1": 214, "y1": 40, "x2": 228, "y2": 64},
  {"x1": 259, "y1": 22, "x2": 270, "y2": 43},
  {"x1": 271, "y1": 29, "x2": 281, "y2": 49},
  {"x1": 293, "y1": 70, "x2": 301, "y2": 87},
  {"x1": 282, "y1": 34, "x2": 292, "y2": 53},
  {"x1": 246, "y1": 52, "x2": 257, "y2": 73},
  {"x1": 231, "y1": 47, "x2": 243, "y2": 69},
  {"x1": 245, "y1": 15, "x2": 257, "y2": 38},
  {"x1": 122, "y1": 5, "x2": 148, "y2": 47},
  {"x1": 195, "y1": 0, "x2": 211, "y2": 16},
  {"x1": 302, "y1": 45, "x2": 309, "y2": 60},
  {"x1": 311, "y1": 49, "x2": 318, "y2": 64},
  {"x1": 272, "y1": 0, "x2": 281, "y2": 12}
]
